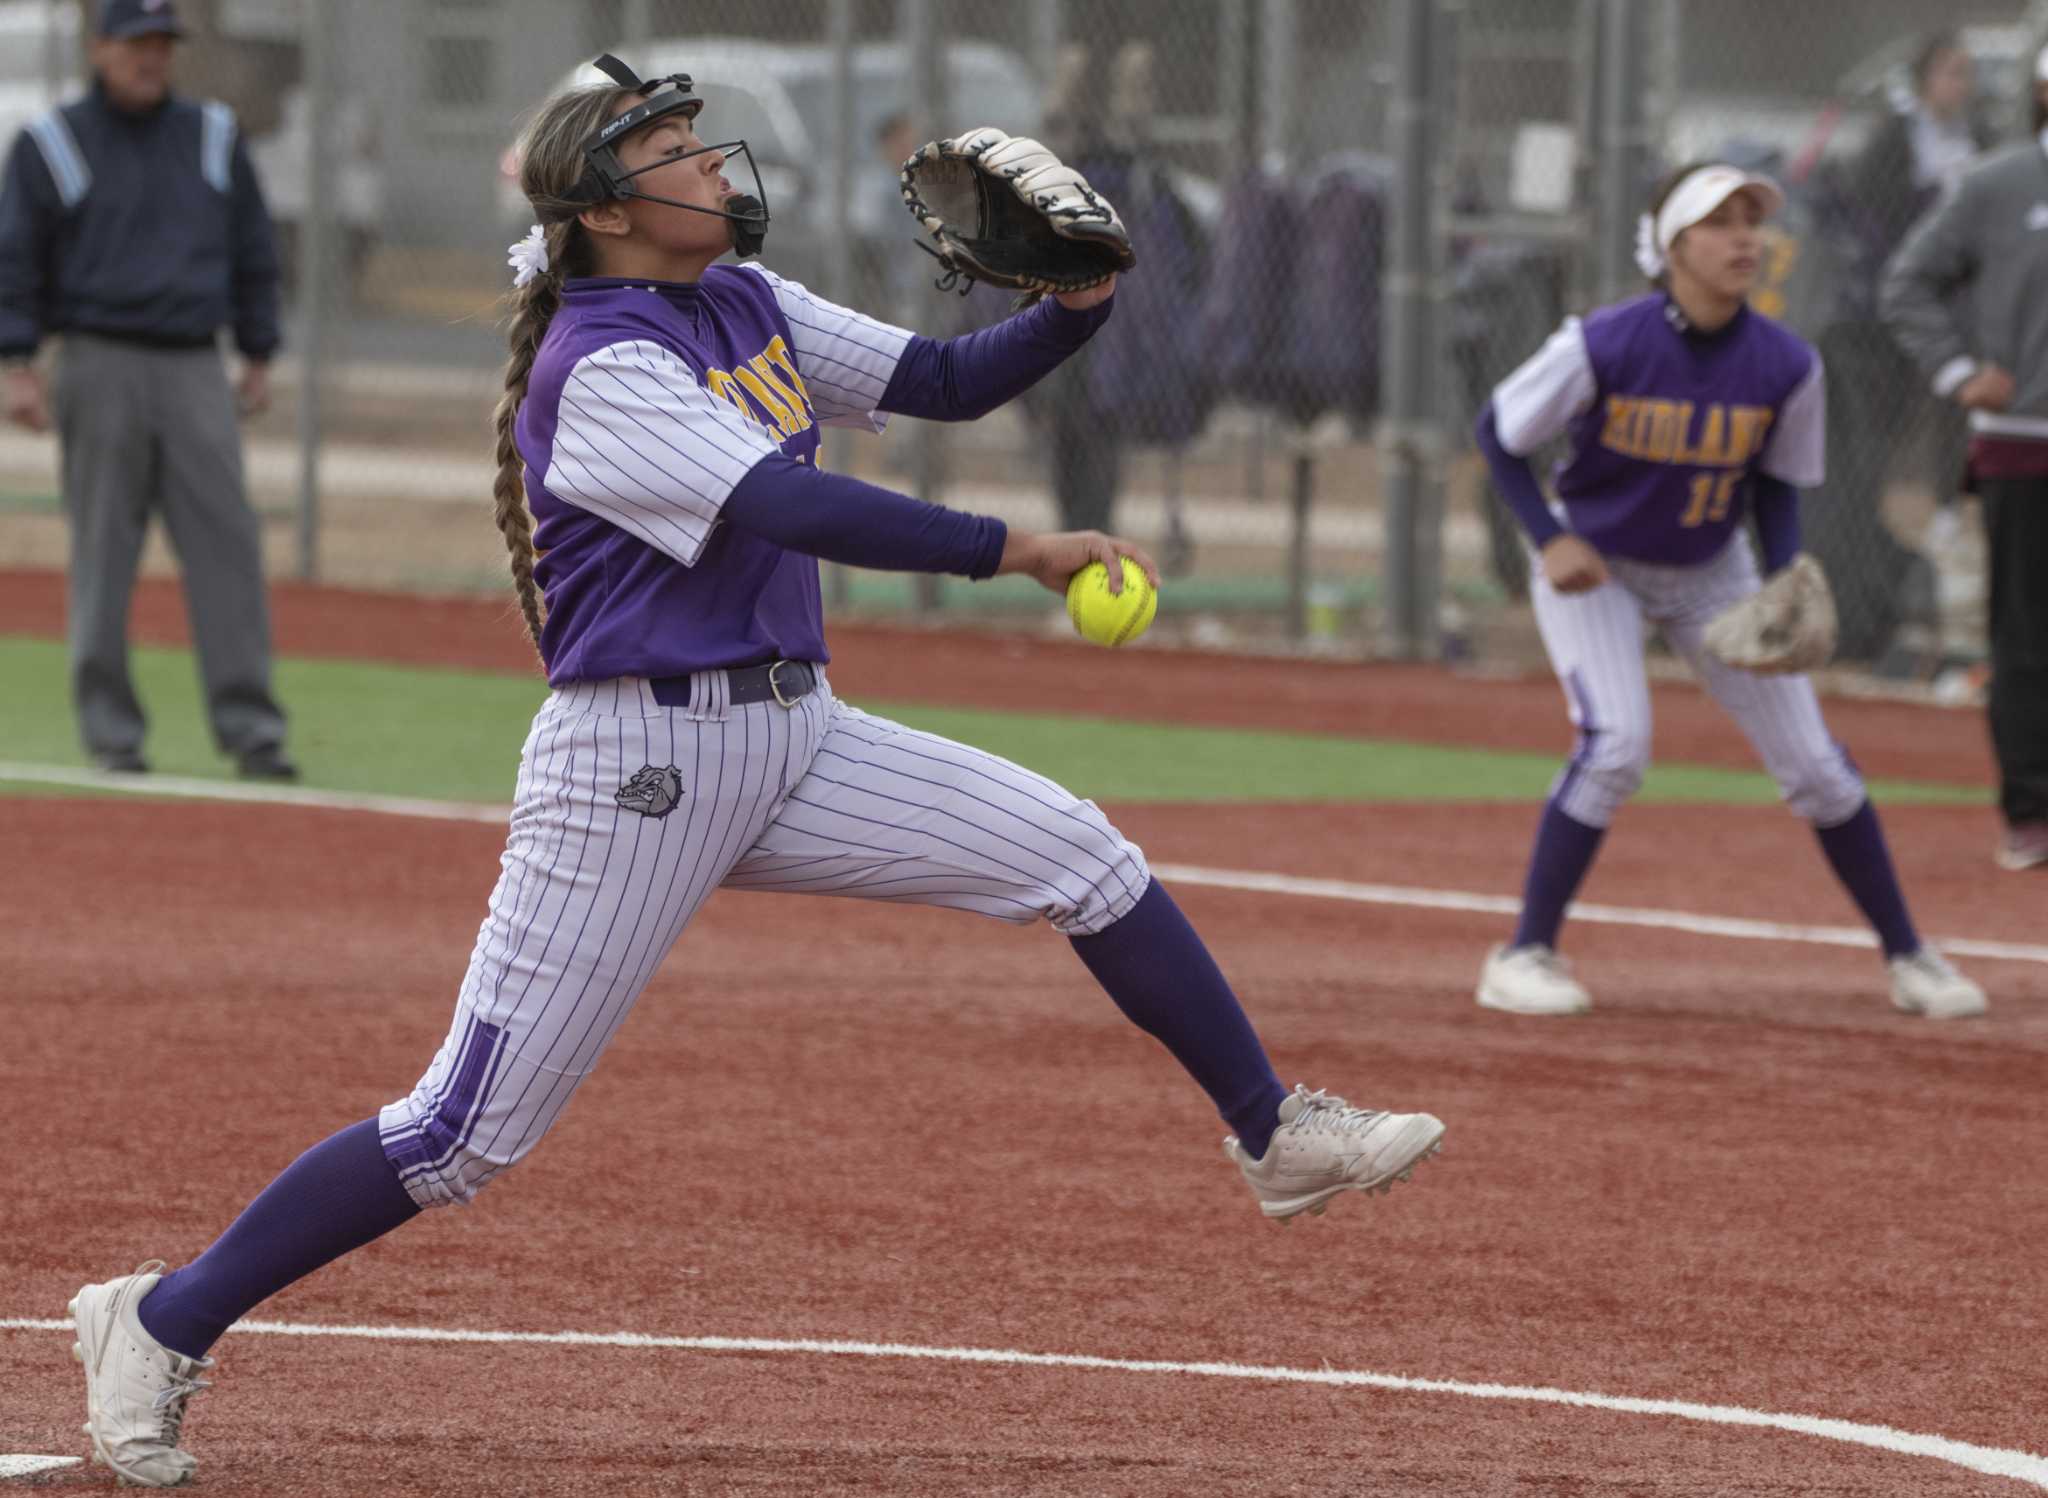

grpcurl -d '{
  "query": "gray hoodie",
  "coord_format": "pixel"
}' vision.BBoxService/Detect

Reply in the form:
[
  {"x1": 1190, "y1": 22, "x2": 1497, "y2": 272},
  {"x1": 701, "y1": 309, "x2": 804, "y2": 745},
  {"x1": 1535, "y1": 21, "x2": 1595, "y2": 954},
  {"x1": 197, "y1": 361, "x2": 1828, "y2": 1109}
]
[{"x1": 1881, "y1": 136, "x2": 2048, "y2": 441}]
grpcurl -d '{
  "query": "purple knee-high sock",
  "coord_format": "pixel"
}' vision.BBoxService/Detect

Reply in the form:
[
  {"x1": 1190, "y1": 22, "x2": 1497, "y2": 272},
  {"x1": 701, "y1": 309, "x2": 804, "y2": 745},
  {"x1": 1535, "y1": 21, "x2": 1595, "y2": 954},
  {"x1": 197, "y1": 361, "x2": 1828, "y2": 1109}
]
[
  {"x1": 1070, "y1": 879, "x2": 1289, "y2": 1159},
  {"x1": 1510, "y1": 800, "x2": 1608, "y2": 950},
  {"x1": 1814, "y1": 799, "x2": 1920, "y2": 958},
  {"x1": 138, "y1": 1118, "x2": 421, "y2": 1359}
]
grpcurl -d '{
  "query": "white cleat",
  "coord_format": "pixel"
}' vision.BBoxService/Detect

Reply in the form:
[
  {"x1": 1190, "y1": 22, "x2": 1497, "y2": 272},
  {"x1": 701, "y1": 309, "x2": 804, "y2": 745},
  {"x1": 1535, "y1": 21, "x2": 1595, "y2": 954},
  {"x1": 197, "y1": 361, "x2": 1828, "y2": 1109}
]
[
  {"x1": 69, "y1": 1261, "x2": 212, "y2": 1488},
  {"x1": 1477, "y1": 943, "x2": 1592, "y2": 1016},
  {"x1": 1224, "y1": 1084, "x2": 1446, "y2": 1221},
  {"x1": 1888, "y1": 948, "x2": 1988, "y2": 1020}
]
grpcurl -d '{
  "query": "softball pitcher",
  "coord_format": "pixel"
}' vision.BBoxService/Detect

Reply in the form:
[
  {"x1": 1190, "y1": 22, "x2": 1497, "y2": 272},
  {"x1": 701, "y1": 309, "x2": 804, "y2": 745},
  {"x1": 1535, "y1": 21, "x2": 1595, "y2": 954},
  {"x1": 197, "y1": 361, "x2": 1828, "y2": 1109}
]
[
  {"x1": 63, "y1": 58, "x2": 1445, "y2": 1486},
  {"x1": 1471, "y1": 161, "x2": 1986, "y2": 1022}
]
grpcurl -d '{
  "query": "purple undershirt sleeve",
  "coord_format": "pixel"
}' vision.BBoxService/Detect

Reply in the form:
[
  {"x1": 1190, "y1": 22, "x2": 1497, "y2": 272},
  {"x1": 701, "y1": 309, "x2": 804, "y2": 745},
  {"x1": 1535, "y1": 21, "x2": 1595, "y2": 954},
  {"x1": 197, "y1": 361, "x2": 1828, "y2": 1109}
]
[
  {"x1": 1750, "y1": 474, "x2": 1803, "y2": 574},
  {"x1": 723, "y1": 456, "x2": 1008, "y2": 579},
  {"x1": 878, "y1": 294, "x2": 1112, "y2": 422},
  {"x1": 1476, "y1": 402, "x2": 1567, "y2": 549}
]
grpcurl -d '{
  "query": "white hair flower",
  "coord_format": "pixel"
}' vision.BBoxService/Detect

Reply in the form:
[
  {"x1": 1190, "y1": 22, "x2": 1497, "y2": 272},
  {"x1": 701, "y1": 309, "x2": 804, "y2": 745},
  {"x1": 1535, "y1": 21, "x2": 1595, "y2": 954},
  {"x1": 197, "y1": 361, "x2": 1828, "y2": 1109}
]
[
  {"x1": 1633, "y1": 211, "x2": 1664, "y2": 280},
  {"x1": 506, "y1": 224, "x2": 550, "y2": 289}
]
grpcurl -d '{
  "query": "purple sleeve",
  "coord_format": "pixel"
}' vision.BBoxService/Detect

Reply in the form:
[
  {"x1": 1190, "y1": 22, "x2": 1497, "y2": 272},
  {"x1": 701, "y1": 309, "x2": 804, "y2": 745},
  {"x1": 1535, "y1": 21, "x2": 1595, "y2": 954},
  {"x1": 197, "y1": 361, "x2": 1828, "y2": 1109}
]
[
  {"x1": 878, "y1": 294, "x2": 1112, "y2": 421},
  {"x1": 1476, "y1": 402, "x2": 1566, "y2": 548},
  {"x1": 1751, "y1": 474, "x2": 1802, "y2": 574},
  {"x1": 723, "y1": 456, "x2": 1008, "y2": 579}
]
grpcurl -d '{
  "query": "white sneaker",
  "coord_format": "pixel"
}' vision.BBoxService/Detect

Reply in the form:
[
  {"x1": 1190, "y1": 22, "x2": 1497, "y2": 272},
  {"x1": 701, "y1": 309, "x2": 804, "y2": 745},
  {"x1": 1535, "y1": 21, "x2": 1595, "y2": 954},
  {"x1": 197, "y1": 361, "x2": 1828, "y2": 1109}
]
[
  {"x1": 1224, "y1": 1084, "x2": 1446, "y2": 1222},
  {"x1": 1888, "y1": 949, "x2": 1988, "y2": 1019},
  {"x1": 70, "y1": 1262, "x2": 213, "y2": 1487},
  {"x1": 1477, "y1": 943, "x2": 1592, "y2": 1015}
]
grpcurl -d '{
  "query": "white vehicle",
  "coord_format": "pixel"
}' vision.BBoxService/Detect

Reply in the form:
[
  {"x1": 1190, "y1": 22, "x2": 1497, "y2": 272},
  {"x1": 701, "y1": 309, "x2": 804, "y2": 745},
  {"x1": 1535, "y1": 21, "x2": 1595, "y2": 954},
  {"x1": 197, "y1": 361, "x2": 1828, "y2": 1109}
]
[{"x1": 246, "y1": 85, "x2": 384, "y2": 289}]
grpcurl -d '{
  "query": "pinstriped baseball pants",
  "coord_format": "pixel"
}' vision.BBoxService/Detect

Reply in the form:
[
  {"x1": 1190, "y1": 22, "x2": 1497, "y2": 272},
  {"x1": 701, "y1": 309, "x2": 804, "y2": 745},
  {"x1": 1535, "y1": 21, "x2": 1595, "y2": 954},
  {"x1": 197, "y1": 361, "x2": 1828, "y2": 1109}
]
[
  {"x1": 378, "y1": 672, "x2": 1150, "y2": 1208},
  {"x1": 1529, "y1": 537, "x2": 1866, "y2": 830}
]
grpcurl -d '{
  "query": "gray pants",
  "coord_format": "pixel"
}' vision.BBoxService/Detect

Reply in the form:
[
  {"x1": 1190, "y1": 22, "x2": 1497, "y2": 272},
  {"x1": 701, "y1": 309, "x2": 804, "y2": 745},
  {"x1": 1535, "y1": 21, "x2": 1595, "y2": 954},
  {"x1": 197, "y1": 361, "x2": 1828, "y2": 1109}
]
[{"x1": 53, "y1": 335, "x2": 285, "y2": 759}]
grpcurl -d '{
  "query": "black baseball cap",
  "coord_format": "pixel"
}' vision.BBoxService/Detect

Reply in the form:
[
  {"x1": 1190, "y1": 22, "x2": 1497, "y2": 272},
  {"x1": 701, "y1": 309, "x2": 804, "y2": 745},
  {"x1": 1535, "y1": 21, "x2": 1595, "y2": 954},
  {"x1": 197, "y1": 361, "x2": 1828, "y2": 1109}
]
[{"x1": 99, "y1": 0, "x2": 186, "y2": 40}]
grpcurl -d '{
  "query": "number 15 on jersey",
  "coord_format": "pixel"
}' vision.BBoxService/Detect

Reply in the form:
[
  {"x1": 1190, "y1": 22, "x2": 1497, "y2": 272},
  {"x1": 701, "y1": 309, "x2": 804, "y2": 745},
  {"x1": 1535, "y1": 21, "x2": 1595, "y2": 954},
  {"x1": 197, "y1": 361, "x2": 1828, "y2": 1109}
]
[{"x1": 1681, "y1": 469, "x2": 1740, "y2": 528}]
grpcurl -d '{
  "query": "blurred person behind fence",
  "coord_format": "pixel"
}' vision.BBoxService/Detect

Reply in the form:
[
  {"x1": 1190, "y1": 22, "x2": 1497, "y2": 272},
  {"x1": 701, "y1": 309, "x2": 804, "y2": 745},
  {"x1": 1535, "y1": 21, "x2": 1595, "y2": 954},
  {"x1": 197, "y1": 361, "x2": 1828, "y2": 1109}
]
[
  {"x1": 1023, "y1": 43, "x2": 1126, "y2": 537},
  {"x1": 1847, "y1": 31, "x2": 1989, "y2": 507},
  {"x1": 1852, "y1": 31, "x2": 1993, "y2": 260},
  {"x1": 0, "y1": 0, "x2": 295, "y2": 780},
  {"x1": 1025, "y1": 41, "x2": 1206, "y2": 562},
  {"x1": 1803, "y1": 34, "x2": 1994, "y2": 674},
  {"x1": 1880, "y1": 43, "x2": 2048, "y2": 873},
  {"x1": 853, "y1": 110, "x2": 923, "y2": 317}
]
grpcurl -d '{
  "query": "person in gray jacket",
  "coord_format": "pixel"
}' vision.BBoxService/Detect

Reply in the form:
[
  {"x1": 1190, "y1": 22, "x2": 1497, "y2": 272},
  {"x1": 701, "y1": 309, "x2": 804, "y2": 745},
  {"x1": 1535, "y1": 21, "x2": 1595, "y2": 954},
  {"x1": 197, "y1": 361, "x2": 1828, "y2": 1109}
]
[
  {"x1": 1881, "y1": 42, "x2": 2048, "y2": 872},
  {"x1": 0, "y1": 0, "x2": 295, "y2": 780}
]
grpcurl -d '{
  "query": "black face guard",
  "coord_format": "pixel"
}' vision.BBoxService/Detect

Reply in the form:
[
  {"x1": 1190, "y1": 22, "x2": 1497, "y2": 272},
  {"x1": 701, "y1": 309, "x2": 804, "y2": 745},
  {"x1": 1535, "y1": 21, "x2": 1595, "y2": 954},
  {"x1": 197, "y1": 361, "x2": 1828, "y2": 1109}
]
[{"x1": 566, "y1": 53, "x2": 770, "y2": 258}]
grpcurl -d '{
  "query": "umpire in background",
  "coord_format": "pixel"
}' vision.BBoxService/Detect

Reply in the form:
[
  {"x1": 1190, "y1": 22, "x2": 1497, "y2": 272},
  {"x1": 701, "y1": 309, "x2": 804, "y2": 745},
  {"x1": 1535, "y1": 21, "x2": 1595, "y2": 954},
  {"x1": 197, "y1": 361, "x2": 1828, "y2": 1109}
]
[
  {"x1": 0, "y1": 0, "x2": 295, "y2": 780},
  {"x1": 1881, "y1": 42, "x2": 2048, "y2": 874}
]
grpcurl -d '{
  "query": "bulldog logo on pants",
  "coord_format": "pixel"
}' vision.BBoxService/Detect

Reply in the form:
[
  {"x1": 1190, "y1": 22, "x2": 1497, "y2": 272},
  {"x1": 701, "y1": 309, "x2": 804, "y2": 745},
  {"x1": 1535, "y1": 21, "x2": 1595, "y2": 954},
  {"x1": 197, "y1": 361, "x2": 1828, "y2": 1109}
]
[{"x1": 615, "y1": 764, "x2": 684, "y2": 818}]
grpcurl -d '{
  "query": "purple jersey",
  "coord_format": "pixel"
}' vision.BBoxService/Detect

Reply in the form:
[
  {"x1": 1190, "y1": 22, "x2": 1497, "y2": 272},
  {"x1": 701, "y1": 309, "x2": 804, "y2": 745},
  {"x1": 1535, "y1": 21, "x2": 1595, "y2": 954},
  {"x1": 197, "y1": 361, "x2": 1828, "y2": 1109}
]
[
  {"x1": 515, "y1": 263, "x2": 913, "y2": 683},
  {"x1": 1490, "y1": 294, "x2": 1825, "y2": 565}
]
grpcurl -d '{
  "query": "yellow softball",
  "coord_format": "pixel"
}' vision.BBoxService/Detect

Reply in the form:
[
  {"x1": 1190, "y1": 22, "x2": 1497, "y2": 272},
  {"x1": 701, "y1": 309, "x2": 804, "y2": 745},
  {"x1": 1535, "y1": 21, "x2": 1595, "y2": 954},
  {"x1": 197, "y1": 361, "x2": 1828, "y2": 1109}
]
[{"x1": 1065, "y1": 557, "x2": 1157, "y2": 647}]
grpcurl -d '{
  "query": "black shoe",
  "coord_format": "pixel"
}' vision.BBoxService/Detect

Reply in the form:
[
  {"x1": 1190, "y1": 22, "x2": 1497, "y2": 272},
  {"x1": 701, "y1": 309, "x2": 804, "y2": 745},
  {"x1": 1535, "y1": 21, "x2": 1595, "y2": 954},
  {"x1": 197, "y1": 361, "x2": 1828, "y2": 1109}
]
[
  {"x1": 93, "y1": 749, "x2": 149, "y2": 774},
  {"x1": 237, "y1": 745, "x2": 300, "y2": 781}
]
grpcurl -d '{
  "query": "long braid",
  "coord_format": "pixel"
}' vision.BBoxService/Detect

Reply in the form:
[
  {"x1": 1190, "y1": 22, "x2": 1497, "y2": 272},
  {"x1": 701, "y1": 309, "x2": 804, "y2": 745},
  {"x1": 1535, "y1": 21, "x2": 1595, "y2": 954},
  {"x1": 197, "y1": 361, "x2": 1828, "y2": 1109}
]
[
  {"x1": 491, "y1": 230, "x2": 571, "y2": 659},
  {"x1": 491, "y1": 84, "x2": 629, "y2": 663}
]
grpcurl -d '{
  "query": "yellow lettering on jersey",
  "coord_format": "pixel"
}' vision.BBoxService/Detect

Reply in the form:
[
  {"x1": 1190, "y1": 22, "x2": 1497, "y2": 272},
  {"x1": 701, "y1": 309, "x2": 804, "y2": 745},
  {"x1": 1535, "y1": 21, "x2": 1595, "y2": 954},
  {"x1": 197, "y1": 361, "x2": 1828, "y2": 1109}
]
[
  {"x1": 1600, "y1": 397, "x2": 1630, "y2": 454},
  {"x1": 745, "y1": 353, "x2": 814, "y2": 436},
  {"x1": 1600, "y1": 396, "x2": 1778, "y2": 468},
  {"x1": 1728, "y1": 406, "x2": 1774, "y2": 464},
  {"x1": 729, "y1": 366, "x2": 801, "y2": 439},
  {"x1": 703, "y1": 368, "x2": 756, "y2": 423},
  {"x1": 1680, "y1": 403, "x2": 1724, "y2": 466},
  {"x1": 758, "y1": 336, "x2": 812, "y2": 408},
  {"x1": 1643, "y1": 400, "x2": 1686, "y2": 463},
  {"x1": 1602, "y1": 397, "x2": 1647, "y2": 460},
  {"x1": 1634, "y1": 400, "x2": 1664, "y2": 458}
]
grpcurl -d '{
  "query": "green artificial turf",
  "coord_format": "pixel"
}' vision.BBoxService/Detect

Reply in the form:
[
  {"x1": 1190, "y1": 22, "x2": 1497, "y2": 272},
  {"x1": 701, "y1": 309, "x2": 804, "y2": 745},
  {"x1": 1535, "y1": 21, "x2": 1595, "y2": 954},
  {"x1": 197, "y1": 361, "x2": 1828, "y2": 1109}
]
[{"x1": 0, "y1": 636, "x2": 1984, "y2": 808}]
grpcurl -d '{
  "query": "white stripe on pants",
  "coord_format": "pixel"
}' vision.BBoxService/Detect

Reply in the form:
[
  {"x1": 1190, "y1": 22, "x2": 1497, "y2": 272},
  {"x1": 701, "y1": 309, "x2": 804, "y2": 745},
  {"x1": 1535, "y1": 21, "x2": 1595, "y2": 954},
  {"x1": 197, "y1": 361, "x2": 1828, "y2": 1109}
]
[
  {"x1": 1529, "y1": 538, "x2": 1865, "y2": 830},
  {"x1": 379, "y1": 675, "x2": 1149, "y2": 1208}
]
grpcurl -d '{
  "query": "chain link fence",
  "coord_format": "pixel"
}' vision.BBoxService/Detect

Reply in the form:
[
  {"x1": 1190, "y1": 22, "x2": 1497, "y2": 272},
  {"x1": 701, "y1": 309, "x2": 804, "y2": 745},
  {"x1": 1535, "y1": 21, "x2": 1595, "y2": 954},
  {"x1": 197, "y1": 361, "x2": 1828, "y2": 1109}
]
[{"x1": 1, "y1": 0, "x2": 2039, "y2": 679}]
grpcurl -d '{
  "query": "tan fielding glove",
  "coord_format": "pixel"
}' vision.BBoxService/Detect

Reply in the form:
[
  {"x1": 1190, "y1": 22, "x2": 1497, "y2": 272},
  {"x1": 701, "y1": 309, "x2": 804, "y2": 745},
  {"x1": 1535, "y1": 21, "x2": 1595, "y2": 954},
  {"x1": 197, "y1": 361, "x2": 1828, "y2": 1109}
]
[{"x1": 1703, "y1": 553, "x2": 1838, "y2": 674}]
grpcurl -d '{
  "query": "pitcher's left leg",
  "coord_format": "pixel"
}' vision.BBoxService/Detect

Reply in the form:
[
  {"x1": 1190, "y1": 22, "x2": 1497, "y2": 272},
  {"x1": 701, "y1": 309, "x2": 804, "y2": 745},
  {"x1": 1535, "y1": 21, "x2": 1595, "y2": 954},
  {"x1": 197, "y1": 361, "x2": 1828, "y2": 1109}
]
[
  {"x1": 724, "y1": 699, "x2": 1273, "y2": 1119},
  {"x1": 725, "y1": 698, "x2": 1444, "y2": 1214}
]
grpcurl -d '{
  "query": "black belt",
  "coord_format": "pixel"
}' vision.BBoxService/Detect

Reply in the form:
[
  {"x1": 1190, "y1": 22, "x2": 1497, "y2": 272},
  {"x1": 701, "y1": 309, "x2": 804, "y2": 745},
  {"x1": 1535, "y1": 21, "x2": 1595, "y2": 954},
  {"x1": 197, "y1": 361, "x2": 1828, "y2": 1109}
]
[
  {"x1": 67, "y1": 328, "x2": 218, "y2": 352},
  {"x1": 647, "y1": 660, "x2": 818, "y2": 709}
]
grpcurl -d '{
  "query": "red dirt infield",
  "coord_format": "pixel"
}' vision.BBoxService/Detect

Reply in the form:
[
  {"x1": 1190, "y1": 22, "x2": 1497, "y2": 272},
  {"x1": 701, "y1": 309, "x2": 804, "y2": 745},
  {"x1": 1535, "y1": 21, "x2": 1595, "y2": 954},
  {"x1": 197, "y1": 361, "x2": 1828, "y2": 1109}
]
[{"x1": 2, "y1": 572, "x2": 2043, "y2": 1495}]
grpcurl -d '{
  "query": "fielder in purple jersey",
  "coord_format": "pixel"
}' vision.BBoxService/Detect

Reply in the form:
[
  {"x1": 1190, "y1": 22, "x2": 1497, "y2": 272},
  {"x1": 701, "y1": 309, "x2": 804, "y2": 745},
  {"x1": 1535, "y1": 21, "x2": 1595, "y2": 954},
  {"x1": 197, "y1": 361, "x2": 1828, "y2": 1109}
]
[
  {"x1": 1470, "y1": 161, "x2": 1986, "y2": 1021},
  {"x1": 60, "y1": 57, "x2": 1446, "y2": 1487}
]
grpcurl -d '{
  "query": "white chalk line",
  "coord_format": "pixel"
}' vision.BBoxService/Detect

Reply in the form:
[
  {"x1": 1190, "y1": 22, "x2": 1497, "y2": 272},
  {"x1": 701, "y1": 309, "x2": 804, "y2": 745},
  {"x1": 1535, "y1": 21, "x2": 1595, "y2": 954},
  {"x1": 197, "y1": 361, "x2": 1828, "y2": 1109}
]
[
  {"x1": 0, "y1": 1457, "x2": 79, "y2": 1478},
  {"x1": 4, "y1": 761, "x2": 2042, "y2": 966},
  {"x1": 1, "y1": 1317, "x2": 2042, "y2": 1490}
]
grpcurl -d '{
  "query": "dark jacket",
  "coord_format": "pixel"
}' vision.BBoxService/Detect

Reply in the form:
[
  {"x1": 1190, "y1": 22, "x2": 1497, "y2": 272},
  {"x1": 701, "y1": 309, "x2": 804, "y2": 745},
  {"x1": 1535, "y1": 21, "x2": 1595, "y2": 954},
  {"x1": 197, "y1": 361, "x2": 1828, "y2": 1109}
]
[
  {"x1": 1846, "y1": 106, "x2": 1994, "y2": 287},
  {"x1": 0, "y1": 80, "x2": 281, "y2": 360}
]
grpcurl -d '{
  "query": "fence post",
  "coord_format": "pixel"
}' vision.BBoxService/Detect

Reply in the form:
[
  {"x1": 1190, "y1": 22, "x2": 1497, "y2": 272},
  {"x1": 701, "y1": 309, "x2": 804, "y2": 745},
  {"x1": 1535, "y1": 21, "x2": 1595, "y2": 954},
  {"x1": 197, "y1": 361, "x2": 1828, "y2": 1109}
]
[
  {"x1": 1597, "y1": 0, "x2": 1651, "y2": 305},
  {"x1": 1030, "y1": 0, "x2": 1062, "y2": 101},
  {"x1": 1258, "y1": 0, "x2": 1297, "y2": 168},
  {"x1": 1379, "y1": 0, "x2": 1441, "y2": 660},
  {"x1": 823, "y1": 0, "x2": 856, "y2": 611},
  {"x1": 903, "y1": 0, "x2": 947, "y2": 615},
  {"x1": 622, "y1": 0, "x2": 652, "y2": 49},
  {"x1": 293, "y1": 0, "x2": 335, "y2": 583}
]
